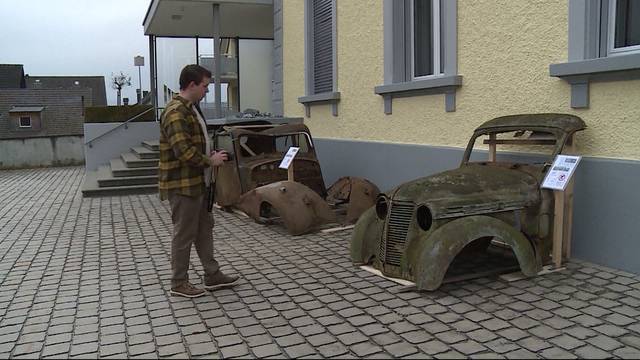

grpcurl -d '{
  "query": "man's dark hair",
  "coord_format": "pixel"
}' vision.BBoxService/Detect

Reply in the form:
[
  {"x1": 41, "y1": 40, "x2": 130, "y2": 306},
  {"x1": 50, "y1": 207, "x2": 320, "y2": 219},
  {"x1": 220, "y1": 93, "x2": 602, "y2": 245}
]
[{"x1": 179, "y1": 64, "x2": 212, "y2": 90}]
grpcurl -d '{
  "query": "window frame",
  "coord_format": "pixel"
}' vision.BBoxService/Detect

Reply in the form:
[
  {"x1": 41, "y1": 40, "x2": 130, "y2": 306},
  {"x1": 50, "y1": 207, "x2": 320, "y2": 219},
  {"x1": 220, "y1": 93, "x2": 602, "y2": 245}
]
[
  {"x1": 298, "y1": 0, "x2": 340, "y2": 117},
  {"x1": 375, "y1": 0, "x2": 460, "y2": 114},
  {"x1": 19, "y1": 116, "x2": 32, "y2": 128},
  {"x1": 549, "y1": 0, "x2": 640, "y2": 108},
  {"x1": 607, "y1": 0, "x2": 640, "y2": 56}
]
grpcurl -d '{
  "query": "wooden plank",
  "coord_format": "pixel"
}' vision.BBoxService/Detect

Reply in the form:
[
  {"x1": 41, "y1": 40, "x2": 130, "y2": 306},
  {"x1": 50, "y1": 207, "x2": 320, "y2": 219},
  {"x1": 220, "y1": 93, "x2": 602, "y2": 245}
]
[
  {"x1": 359, "y1": 265, "x2": 416, "y2": 286},
  {"x1": 552, "y1": 190, "x2": 565, "y2": 269},
  {"x1": 483, "y1": 139, "x2": 556, "y2": 145},
  {"x1": 442, "y1": 265, "x2": 520, "y2": 284},
  {"x1": 320, "y1": 224, "x2": 355, "y2": 233},
  {"x1": 500, "y1": 264, "x2": 566, "y2": 282}
]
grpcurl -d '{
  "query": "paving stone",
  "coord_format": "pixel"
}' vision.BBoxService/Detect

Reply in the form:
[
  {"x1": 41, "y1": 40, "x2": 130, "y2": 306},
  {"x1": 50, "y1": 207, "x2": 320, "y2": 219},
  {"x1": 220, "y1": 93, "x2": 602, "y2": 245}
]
[
  {"x1": 219, "y1": 344, "x2": 249, "y2": 358},
  {"x1": 451, "y1": 339, "x2": 487, "y2": 355},
  {"x1": 593, "y1": 324, "x2": 629, "y2": 337},
  {"x1": 564, "y1": 326, "x2": 598, "y2": 340},
  {"x1": 372, "y1": 332, "x2": 402, "y2": 346},
  {"x1": 274, "y1": 333, "x2": 305, "y2": 347},
  {"x1": 251, "y1": 343, "x2": 281, "y2": 358},
  {"x1": 217, "y1": 335, "x2": 243, "y2": 348},
  {"x1": 517, "y1": 336, "x2": 552, "y2": 352},
  {"x1": 620, "y1": 336, "x2": 640, "y2": 350},
  {"x1": 504, "y1": 348, "x2": 538, "y2": 359},
  {"x1": 384, "y1": 342, "x2": 418, "y2": 357},
  {"x1": 69, "y1": 342, "x2": 99, "y2": 356},
  {"x1": 13, "y1": 342, "x2": 44, "y2": 355},
  {"x1": 614, "y1": 346, "x2": 640, "y2": 359},
  {"x1": 318, "y1": 342, "x2": 349, "y2": 357},
  {"x1": 307, "y1": 333, "x2": 337, "y2": 347},
  {"x1": 484, "y1": 338, "x2": 520, "y2": 354},
  {"x1": 100, "y1": 343, "x2": 128, "y2": 357},
  {"x1": 41, "y1": 342, "x2": 71, "y2": 357},
  {"x1": 549, "y1": 334, "x2": 585, "y2": 350}
]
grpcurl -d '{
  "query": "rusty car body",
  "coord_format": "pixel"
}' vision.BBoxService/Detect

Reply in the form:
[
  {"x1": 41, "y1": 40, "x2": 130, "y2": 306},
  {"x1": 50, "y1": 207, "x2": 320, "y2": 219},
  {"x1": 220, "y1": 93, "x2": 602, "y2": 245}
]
[
  {"x1": 213, "y1": 122, "x2": 379, "y2": 235},
  {"x1": 350, "y1": 113, "x2": 586, "y2": 290}
]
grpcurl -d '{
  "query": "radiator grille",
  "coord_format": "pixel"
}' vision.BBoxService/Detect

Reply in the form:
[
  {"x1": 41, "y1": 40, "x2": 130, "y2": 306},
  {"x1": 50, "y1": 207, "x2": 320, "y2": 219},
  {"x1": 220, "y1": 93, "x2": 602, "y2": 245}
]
[{"x1": 380, "y1": 200, "x2": 414, "y2": 266}]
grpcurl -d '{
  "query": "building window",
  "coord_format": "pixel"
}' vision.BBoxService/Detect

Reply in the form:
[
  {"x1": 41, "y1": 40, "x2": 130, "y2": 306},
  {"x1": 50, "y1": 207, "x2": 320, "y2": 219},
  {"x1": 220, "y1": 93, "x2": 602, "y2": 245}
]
[
  {"x1": 549, "y1": 0, "x2": 640, "y2": 108},
  {"x1": 19, "y1": 116, "x2": 31, "y2": 128},
  {"x1": 412, "y1": 0, "x2": 442, "y2": 79},
  {"x1": 375, "y1": 0, "x2": 461, "y2": 114},
  {"x1": 609, "y1": 0, "x2": 640, "y2": 55},
  {"x1": 298, "y1": 0, "x2": 340, "y2": 117}
]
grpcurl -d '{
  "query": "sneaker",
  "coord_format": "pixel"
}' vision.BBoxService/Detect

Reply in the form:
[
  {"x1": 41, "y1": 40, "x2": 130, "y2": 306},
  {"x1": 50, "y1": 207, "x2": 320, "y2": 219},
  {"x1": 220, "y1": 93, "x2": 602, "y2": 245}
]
[
  {"x1": 170, "y1": 282, "x2": 206, "y2": 298},
  {"x1": 204, "y1": 271, "x2": 240, "y2": 290}
]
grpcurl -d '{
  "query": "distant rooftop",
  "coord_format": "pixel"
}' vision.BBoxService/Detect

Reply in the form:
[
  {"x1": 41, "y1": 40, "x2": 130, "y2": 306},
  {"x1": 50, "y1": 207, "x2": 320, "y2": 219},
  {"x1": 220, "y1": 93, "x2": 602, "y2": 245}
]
[
  {"x1": 25, "y1": 75, "x2": 107, "y2": 106},
  {"x1": 0, "y1": 64, "x2": 26, "y2": 89}
]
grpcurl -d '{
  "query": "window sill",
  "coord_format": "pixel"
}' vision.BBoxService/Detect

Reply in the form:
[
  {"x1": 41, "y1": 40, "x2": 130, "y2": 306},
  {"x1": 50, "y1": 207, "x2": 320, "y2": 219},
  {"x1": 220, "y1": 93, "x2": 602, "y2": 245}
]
[
  {"x1": 374, "y1": 75, "x2": 463, "y2": 114},
  {"x1": 298, "y1": 92, "x2": 341, "y2": 117},
  {"x1": 549, "y1": 53, "x2": 640, "y2": 108}
]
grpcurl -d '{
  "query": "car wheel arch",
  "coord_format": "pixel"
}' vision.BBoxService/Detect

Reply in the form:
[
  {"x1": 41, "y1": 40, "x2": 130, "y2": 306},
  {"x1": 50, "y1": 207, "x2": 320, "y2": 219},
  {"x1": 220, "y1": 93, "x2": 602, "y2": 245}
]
[{"x1": 414, "y1": 215, "x2": 540, "y2": 291}]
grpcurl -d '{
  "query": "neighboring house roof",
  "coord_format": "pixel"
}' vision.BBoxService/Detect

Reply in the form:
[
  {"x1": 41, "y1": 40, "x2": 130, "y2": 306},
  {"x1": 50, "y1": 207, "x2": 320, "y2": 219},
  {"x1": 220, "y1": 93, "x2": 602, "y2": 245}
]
[
  {"x1": 25, "y1": 75, "x2": 107, "y2": 106},
  {"x1": 0, "y1": 64, "x2": 26, "y2": 89},
  {"x1": 10, "y1": 106, "x2": 45, "y2": 113},
  {"x1": 0, "y1": 89, "x2": 92, "y2": 139}
]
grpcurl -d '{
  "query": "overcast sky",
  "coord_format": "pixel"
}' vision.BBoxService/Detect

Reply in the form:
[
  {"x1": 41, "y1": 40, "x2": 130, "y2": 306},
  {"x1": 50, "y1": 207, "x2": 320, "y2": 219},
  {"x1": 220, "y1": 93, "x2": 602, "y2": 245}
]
[{"x1": 0, "y1": 0, "x2": 151, "y2": 105}]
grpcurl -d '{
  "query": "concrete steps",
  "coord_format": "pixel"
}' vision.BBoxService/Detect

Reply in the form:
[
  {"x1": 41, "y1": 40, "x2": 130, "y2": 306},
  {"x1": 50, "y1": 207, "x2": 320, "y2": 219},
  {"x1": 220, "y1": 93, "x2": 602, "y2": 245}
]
[
  {"x1": 121, "y1": 152, "x2": 158, "y2": 168},
  {"x1": 82, "y1": 140, "x2": 160, "y2": 197}
]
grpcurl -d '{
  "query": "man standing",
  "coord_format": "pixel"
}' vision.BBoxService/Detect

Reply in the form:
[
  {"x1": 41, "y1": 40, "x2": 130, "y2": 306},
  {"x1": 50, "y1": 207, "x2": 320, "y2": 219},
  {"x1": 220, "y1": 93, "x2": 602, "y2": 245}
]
[{"x1": 159, "y1": 64, "x2": 239, "y2": 298}]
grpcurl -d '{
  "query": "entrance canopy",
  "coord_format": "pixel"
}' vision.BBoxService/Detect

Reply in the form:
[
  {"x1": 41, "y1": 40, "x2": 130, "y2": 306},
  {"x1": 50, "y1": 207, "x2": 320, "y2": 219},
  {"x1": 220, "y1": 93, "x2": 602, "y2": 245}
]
[{"x1": 143, "y1": 0, "x2": 274, "y2": 39}]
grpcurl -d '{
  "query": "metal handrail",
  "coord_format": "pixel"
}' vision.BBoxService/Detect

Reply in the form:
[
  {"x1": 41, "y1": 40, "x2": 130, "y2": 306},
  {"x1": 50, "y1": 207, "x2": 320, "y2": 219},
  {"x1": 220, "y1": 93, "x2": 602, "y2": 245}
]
[{"x1": 84, "y1": 107, "x2": 155, "y2": 148}]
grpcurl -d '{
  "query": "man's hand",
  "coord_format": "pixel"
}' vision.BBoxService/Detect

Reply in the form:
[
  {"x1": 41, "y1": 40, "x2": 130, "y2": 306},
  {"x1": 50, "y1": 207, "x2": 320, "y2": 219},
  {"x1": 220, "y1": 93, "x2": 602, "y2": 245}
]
[{"x1": 210, "y1": 150, "x2": 229, "y2": 166}]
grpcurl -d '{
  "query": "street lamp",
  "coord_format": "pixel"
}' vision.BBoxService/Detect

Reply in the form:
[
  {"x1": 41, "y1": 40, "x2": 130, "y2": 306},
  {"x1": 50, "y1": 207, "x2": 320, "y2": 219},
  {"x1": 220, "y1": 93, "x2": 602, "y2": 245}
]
[{"x1": 134, "y1": 55, "x2": 145, "y2": 103}]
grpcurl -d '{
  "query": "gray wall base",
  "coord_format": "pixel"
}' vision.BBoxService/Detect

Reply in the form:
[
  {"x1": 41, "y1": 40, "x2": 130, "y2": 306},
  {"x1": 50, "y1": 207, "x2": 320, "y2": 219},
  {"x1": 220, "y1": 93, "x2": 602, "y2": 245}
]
[{"x1": 315, "y1": 137, "x2": 640, "y2": 275}]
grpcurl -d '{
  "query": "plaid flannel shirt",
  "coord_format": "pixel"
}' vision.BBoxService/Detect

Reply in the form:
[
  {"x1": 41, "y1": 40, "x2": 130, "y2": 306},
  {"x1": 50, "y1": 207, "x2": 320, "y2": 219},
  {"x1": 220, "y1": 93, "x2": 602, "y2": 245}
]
[{"x1": 158, "y1": 95, "x2": 212, "y2": 200}]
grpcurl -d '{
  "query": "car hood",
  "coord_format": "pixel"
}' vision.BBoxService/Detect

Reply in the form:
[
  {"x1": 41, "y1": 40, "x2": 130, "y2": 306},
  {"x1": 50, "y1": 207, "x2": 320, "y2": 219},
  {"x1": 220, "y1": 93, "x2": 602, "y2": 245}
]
[{"x1": 390, "y1": 164, "x2": 540, "y2": 218}]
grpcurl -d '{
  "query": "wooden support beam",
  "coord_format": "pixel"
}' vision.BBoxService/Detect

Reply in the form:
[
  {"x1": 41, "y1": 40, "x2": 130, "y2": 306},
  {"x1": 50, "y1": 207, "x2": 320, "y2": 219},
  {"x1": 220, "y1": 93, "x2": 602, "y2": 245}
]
[
  {"x1": 552, "y1": 190, "x2": 565, "y2": 269},
  {"x1": 287, "y1": 163, "x2": 294, "y2": 182},
  {"x1": 488, "y1": 134, "x2": 496, "y2": 162}
]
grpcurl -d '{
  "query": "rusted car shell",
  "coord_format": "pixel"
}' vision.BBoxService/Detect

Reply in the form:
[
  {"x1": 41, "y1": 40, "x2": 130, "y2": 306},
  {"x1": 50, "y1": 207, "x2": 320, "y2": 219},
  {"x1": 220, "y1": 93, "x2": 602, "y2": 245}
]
[
  {"x1": 213, "y1": 122, "x2": 379, "y2": 235},
  {"x1": 351, "y1": 113, "x2": 586, "y2": 291},
  {"x1": 235, "y1": 181, "x2": 336, "y2": 236},
  {"x1": 326, "y1": 177, "x2": 380, "y2": 224}
]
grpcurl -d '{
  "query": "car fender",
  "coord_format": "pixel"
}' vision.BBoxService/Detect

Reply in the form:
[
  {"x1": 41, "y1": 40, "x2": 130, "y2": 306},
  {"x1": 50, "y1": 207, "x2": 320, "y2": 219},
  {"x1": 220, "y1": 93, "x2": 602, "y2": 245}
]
[
  {"x1": 414, "y1": 215, "x2": 540, "y2": 291},
  {"x1": 326, "y1": 177, "x2": 380, "y2": 223},
  {"x1": 236, "y1": 181, "x2": 336, "y2": 235},
  {"x1": 350, "y1": 207, "x2": 384, "y2": 264}
]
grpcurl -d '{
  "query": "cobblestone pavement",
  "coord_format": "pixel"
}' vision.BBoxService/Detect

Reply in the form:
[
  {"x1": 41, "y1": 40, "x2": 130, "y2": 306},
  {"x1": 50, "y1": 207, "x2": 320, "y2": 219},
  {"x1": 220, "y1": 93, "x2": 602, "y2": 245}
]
[{"x1": 2, "y1": 167, "x2": 640, "y2": 359}]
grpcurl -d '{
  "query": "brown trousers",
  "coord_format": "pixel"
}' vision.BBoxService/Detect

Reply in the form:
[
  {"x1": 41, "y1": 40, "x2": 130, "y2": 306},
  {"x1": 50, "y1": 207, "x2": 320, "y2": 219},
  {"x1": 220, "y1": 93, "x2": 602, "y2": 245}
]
[{"x1": 168, "y1": 191, "x2": 219, "y2": 288}]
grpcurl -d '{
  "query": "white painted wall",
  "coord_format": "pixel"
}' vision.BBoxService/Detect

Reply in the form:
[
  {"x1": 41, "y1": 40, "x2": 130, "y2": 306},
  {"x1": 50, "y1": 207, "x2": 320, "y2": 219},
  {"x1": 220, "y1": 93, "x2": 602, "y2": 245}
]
[
  {"x1": 239, "y1": 39, "x2": 274, "y2": 114},
  {"x1": 0, "y1": 136, "x2": 84, "y2": 169}
]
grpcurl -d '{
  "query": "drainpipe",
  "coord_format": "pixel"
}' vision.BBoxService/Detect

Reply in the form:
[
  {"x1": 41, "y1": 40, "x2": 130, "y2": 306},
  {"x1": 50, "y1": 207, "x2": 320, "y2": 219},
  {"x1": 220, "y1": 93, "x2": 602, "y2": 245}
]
[{"x1": 212, "y1": 3, "x2": 223, "y2": 119}]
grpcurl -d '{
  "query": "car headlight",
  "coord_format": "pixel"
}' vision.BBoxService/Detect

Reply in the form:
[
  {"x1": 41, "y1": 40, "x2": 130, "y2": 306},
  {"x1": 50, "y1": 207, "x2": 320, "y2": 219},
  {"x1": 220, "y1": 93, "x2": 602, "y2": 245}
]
[
  {"x1": 375, "y1": 195, "x2": 388, "y2": 219},
  {"x1": 416, "y1": 205, "x2": 433, "y2": 231}
]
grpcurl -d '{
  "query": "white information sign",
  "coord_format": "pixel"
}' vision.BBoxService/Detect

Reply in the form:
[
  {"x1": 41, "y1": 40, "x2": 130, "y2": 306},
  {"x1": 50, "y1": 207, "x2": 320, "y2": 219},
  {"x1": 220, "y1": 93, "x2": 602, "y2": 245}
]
[
  {"x1": 541, "y1": 155, "x2": 582, "y2": 191},
  {"x1": 279, "y1": 147, "x2": 300, "y2": 169}
]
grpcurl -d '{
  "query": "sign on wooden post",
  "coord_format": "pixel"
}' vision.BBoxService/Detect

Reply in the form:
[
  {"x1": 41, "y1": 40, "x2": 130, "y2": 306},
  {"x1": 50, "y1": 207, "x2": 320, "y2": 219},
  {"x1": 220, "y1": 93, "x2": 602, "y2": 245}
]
[
  {"x1": 541, "y1": 151, "x2": 581, "y2": 269},
  {"x1": 279, "y1": 147, "x2": 300, "y2": 182}
]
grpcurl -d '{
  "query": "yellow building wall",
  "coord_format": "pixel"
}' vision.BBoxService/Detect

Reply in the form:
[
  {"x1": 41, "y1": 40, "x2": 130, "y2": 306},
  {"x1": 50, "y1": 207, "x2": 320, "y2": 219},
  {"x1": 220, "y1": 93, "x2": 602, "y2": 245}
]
[{"x1": 282, "y1": 1, "x2": 640, "y2": 161}]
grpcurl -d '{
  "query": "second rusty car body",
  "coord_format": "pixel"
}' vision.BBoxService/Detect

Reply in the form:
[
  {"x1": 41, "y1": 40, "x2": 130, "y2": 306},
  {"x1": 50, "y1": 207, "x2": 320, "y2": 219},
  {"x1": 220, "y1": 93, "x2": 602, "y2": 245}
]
[
  {"x1": 350, "y1": 114, "x2": 586, "y2": 290},
  {"x1": 213, "y1": 122, "x2": 379, "y2": 235}
]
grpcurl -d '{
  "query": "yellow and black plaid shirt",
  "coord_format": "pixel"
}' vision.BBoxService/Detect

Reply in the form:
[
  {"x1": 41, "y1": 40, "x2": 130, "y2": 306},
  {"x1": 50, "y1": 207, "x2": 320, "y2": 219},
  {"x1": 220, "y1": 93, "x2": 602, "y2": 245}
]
[{"x1": 158, "y1": 95, "x2": 212, "y2": 200}]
